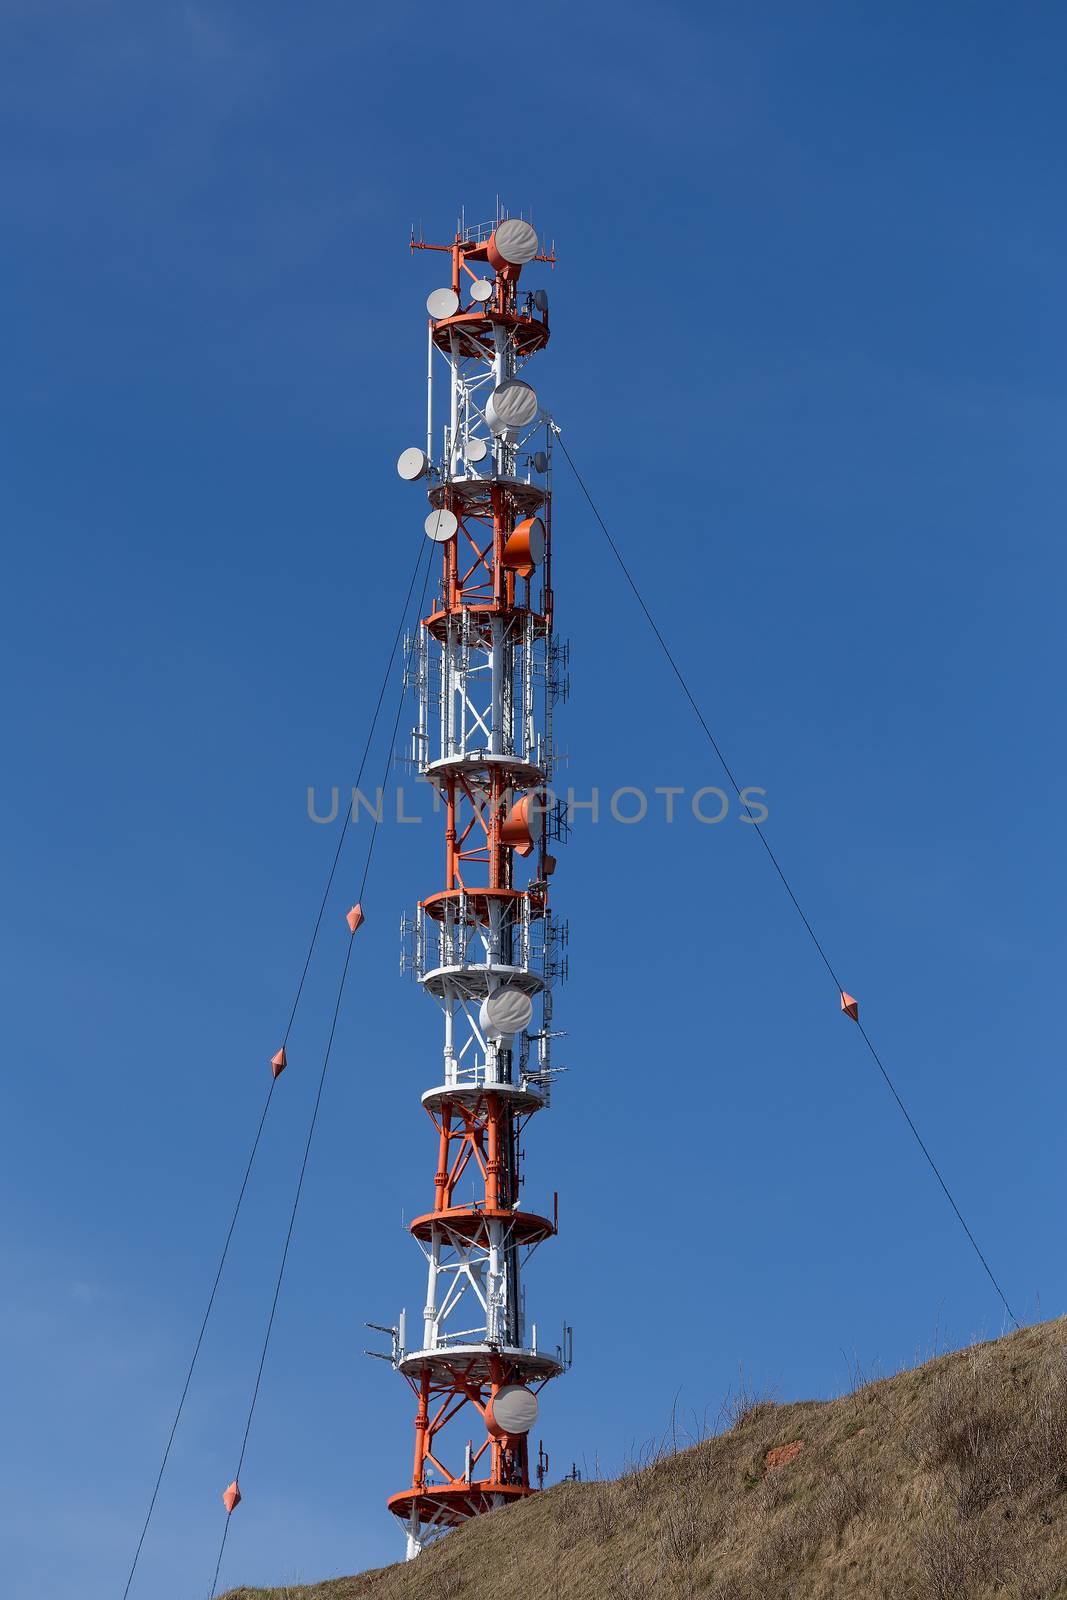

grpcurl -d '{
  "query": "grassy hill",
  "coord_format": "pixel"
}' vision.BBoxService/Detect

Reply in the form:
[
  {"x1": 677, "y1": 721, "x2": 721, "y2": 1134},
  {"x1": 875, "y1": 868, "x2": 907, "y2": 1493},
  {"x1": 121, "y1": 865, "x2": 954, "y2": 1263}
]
[{"x1": 224, "y1": 1317, "x2": 1067, "y2": 1600}]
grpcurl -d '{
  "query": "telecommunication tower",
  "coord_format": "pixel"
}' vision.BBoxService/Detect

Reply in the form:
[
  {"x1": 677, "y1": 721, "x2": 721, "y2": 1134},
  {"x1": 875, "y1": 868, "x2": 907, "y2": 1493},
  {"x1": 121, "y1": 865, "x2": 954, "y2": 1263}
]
[{"x1": 368, "y1": 211, "x2": 571, "y2": 1559}]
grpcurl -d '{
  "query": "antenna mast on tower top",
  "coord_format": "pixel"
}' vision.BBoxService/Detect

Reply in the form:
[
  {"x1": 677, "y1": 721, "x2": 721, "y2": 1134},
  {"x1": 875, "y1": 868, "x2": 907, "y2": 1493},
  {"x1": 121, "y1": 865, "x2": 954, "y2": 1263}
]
[{"x1": 370, "y1": 212, "x2": 568, "y2": 1560}]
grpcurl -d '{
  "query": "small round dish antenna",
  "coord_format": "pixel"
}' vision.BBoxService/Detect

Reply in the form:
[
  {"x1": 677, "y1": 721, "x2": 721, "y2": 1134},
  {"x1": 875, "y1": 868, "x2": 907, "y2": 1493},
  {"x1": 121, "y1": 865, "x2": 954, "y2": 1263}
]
[
  {"x1": 487, "y1": 218, "x2": 539, "y2": 270},
  {"x1": 486, "y1": 379, "x2": 539, "y2": 436},
  {"x1": 464, "y1": 436, "x2": 489, "y2": 464},
  {"x1": 426, "y1": 287, "x2": 460, "y2": 320},
  {"x1": 425, "y1": 508, "x2": 458, "y2": 543},
  {"x1": 533, "y1": 288, "x2": 549, "y2": 313},
  {"x1": 469, "y1": 279, "x2": 493, "y2": 303},
  {"x1": 486, "y1": 1384, "x2": 539, "y2": 1439},
  {"x1": 531, "y1": 451, "x2": 548, "y2": 474},
  {"x1": 397, "y1": 446, "x2": 429, "y2": 481},
  {"x1": 479, "y1": 986, "x2": 534, "y2": 1039}
]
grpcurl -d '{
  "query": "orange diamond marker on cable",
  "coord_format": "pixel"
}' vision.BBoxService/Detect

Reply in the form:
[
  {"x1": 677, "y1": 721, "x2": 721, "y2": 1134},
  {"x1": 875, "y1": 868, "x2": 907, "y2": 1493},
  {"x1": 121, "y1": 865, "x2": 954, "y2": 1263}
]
[
  {"x1": 271, "y1": 1047, "x2": 287, "y2": 1079},
  {"x1": 840, "y1": 991, "x2": 859, "y2": 1022},
  {"x1": 346, "y1": 903, "x2": 365, "y2": 935},
  {"x1": 222, "y1": 1480, "x2": 241, "y2": 1514}
]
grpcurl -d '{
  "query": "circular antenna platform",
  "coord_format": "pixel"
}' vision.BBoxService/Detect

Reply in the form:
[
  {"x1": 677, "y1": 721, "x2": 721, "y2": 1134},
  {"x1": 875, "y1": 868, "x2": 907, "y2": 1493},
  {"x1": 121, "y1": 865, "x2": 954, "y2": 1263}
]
[
  {"x1": 426, "y1": 287, "x2": 460, "y2": 320},
  {"x1": 479, "y1": 986, "x2": 534, "y2": 1038},
  {"x1": 464, "y1": 436, "x2": 489, "y2": 464},
  {"x1": 533, "y1": 288, "x2": 549, "y2": 312},
  {"x1": 486, "y1": 379, "x2": 539, "y2": 436},
  {"x1": 425, "y1": 508, "x2": 458, "y2": 543},
  {"x1": 397, "y1": 446, "x2": 429, "y2": 481},
  {"x1": 486, "y1": 1384, "x2": 539, "y2": 1439},
  {"x1": 469, "y1": 279, "x2": 493, "y2": 303},
  {"x1": 488, "y1": 219, "x2": 539, "y2": 270}
]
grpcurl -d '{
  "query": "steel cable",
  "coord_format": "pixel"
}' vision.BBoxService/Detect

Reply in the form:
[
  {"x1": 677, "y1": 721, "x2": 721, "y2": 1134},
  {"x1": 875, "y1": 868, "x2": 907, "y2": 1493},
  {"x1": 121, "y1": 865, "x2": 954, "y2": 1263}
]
[
  {"x1": 121, "y1": 520, "x2": 431, "y2": 1599},
  {"x1": 555, "y1": 431, "x2": 1018, "y2": 1331},
  {"x1": 208, "y1": 535, "x2": 436, "y2": 1597}
]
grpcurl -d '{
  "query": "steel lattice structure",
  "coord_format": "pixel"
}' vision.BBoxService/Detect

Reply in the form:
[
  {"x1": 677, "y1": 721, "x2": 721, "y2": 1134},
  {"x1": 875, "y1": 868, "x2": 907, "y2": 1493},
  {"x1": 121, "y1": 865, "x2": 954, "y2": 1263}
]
[{"x1": 368, "y1": 211, "x2": 570, "y2": 1560}]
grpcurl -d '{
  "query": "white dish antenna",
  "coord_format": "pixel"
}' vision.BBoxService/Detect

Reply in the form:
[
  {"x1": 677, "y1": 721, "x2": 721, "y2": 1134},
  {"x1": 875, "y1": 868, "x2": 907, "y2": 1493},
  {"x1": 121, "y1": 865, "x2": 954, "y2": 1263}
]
[
  {"x1": 464, "y1": 436, "x2": 489, "y2": 464},
  {"x1": 397, "y1": 446, "x2": 429, "y2": 481},
  {"x1": 488, "y1": 218, "x2": 539, "y2": 269},
  {"x1": 469, "y1": 279, "x2": 493, "y2": 303},
  {"x1": 486, "y1": 379, "x2": 539, "y2": 436},
  {"x1": 426, "y1": 287, "x2": 460, "y2": 320},
  {"x1": 486, "y1": 1384, "x2": 539, "y2": 1438},
  {"x1": 425, "y1": 508, "x2": 458, "y2": 543},
  {"x1": 533, "y1": 288, "x2": 549, "y2": 313},
  {"x1": 479, "y1": 986, "x2": 534, "y2": 1039},
  {"x1": 531, "y1": 451, "x2": 548, "y2": 474}
]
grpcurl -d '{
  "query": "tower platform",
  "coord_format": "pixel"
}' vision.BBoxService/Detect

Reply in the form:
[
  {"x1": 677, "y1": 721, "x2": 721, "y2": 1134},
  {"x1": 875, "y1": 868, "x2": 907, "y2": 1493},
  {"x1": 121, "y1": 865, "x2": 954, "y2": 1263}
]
[
  {"x1": 387, "y1": 1482, "x2": 533, "y2": 1533},
  {"x1": 423, "y1": 751, "x2": 546, "y2": 790},
  {"x1": 419, "y1": 960, "x2": 546, "y2": 1002},
  {"x1": 397, "y1": 1342, "x2": 563, "y2": 1385},
  {"x1": 408, "y1": 1204, "x2": 555, "y2": 1247},
  {"x1": 427, "y1": 475, "x2": 547, "y2": 519},
  {"x1": 421, "y1": 1081, "x2": 545, "y2": 1117},
  {"x1": 429, "y1": 306, "x2": 549, "y2": 360}
]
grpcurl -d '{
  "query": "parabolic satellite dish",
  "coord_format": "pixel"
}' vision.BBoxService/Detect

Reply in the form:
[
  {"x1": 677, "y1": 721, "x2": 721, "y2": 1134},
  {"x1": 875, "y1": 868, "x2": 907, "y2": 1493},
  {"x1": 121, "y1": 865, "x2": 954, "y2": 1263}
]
[
  {"x1": 487, "y1": 218, "x2": 539, "y2": 270},
  {"x1": 464, "y1": 436, "x2": 489, "y2": 464},
  {"x1": 486, "y1": 1384, "x2": 539, "y2": 1439},
  {"x1": 500, "y1": 792, "x2": 542, "y2": 855},
  {"x1": 424, "y1": 508, "x2": 458, "y2": 543},
  {"x1": 502, "y1": 516, "x2": 546, "y2": 577},
  {"x1": 533, "y1": 288, "x2": 549, "y2": 313},
  {"x1": 397, "y1": 446, "x2": 429, "y2": 481},
  {"x1": 485, "y1": 379, "x2": 538, "y2": 436},
  {"x1": 469, "y1": 279, "x2": 493, "y2": 303},
  {"x1": 426, "y1": 287, "x2": 460, "y2": 320},
  {"x1": 479, "y1": 986, "x2": 534, "y2": 1039}
]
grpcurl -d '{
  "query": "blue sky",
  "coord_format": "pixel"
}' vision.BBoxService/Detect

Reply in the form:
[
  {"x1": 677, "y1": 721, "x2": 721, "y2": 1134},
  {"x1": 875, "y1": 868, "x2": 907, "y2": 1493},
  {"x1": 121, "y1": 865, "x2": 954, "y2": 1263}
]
[{"x1": 3, "y1": 2, "x2": 1067, "y2": 1595}]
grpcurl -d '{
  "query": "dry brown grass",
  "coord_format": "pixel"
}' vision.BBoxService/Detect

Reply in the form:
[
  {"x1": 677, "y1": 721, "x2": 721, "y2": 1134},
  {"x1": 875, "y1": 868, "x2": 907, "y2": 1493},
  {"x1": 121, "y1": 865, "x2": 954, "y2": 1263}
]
[{"x1": 223, "y1": 1317, "x2": 1067, "y2": 1600}]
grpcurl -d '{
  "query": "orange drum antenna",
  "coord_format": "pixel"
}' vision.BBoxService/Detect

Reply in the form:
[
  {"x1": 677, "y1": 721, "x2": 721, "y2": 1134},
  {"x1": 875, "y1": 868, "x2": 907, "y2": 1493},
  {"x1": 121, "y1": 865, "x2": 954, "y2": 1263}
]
[{"x1": 371, "y1": 209, "x2": 570, "y2": 1559}]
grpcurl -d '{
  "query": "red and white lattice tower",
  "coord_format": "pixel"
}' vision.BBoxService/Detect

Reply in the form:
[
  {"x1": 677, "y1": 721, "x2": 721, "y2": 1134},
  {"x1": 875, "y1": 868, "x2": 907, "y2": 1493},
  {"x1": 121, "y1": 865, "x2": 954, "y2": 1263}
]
[{"x1": 370, "y1": 211, "x2": 571, "y2": 1559}]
